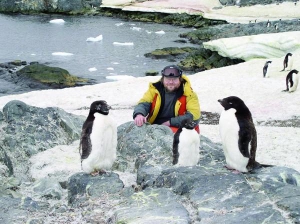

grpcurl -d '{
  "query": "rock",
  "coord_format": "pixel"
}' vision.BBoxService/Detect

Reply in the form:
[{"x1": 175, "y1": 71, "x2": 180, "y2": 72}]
[
  {"x1": 0, "y1": 121, "x2": 299, "y2": 223},
  {"x1": 0, "y1": 196, "x2": 49, "y2": 223},
  {"x1": 145, "y1": 70, "x2": 159, "y2": 76},
  {"x1": 0, "y1": 61, "x2": 96, "y2": 96},
  {"x1": 16, "y1": 64, "x2": 89, "y2": 88},
  {"x1": 0, "y1": 100, "x2": 85, "y2": 179},
  {"x1": 144, "y1": 47, "x2": 197, "y2": 60},
  {"x1": 0, "y1": 0, "x2": 102, "y2": 14},
  {"x1": 112, "y1": 188, "x2": 191, "y2": 224},
  {"x1": 33, "y1": 177, "x2": 64, "y2": 200},
  {"x1": 68, "y1": 172, "x2": 124, "y2": 205},
  {"x1": 114, "y1": 121, "x2": 174, "y2": 172}
]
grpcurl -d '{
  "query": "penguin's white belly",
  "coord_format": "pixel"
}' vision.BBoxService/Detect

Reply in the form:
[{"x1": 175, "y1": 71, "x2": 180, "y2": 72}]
[
  {"x1": 82, "y1": 113, "x2": 117, "y2": 173},
  {"x1": 177, "y1": 129, "x2": 200, "y2": 166},
  {"x1": 219, "y1": 109, "x2": 249, "y2": 172},
  {"x1": 289, "y1": 74, "x2": 299, "y2": 92},
  {"x1": 287, "y1": 57, "x2": 293, "y2": 71}
]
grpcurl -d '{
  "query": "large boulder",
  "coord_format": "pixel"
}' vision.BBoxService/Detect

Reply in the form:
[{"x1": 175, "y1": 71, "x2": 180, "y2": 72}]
[
  {"x1": 16, "y1": 64, "x2": 90, "y2": 88},
  {"x1": 0, "y1": 100, "x2": 85, "y2": 179}
]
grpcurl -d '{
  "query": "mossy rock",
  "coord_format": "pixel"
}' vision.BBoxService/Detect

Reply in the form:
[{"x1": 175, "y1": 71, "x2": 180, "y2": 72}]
[
  {"x1": 145, "y1": 70, "x2": 159, "y2": 76},
  {"x1": 16, "y1": 64, "x2": 88, "y2": 87},
  {"x1": 178, "y1": 48, "x2": 244, "y2": 72},
  {"x1": 144, "y1": 47, "x2": 198, "y2": 59},
  {"x1": 98, "y1": 9, "x2": 226, "y2": 28}
]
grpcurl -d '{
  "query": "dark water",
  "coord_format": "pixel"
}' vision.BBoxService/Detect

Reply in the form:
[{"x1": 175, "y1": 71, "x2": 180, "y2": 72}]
[{"x1": 0, "y1": 14, "x2": 196, "y2": 83}]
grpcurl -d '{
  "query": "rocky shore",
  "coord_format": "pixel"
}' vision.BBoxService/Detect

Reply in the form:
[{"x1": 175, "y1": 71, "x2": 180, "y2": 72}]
[
  {"x1": 1, "y1": 108, "x2": 300, "y2": 223},
  {"x1": 0, "y1": 61, "x2": 96, "y2": 96}
]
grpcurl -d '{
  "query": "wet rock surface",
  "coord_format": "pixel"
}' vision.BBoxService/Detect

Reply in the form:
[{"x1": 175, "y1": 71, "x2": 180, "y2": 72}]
[{"x1": 0, "y1": 61, "x2": 96, "y2": 96}]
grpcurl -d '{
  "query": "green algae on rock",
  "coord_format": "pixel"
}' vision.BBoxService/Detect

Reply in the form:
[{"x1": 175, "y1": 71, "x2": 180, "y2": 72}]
[{"x1": 16, "y1": 64, "x2": 89, "y2": 88}]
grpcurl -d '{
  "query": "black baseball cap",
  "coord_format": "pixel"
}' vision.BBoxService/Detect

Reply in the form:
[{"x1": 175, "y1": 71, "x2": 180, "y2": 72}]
[{"x1": 161, "y1": 65, "x2": 182, "y2": 77}]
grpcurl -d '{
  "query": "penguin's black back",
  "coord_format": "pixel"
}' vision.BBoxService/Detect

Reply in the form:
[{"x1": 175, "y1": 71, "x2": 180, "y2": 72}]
[
  {"x1": 218, "y1": 96, "x2": 257, "y2": 169},
  {"x1": 285, "y1": 69, "x2": 299, "y2": 91},
  {"x1": 79, "y1": 100, "x2": 111, "y2": 161}
]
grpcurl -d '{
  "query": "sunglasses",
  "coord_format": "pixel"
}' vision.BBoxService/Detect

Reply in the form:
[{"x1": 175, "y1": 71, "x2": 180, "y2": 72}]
[{"x1": 162, "y1": 67, "x2": 182, "y2": 77}]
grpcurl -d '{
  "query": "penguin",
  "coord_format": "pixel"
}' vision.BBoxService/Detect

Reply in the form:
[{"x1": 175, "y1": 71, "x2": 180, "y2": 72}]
[
  {"x1": 281, "y1": 53, "x2": 293, "y2": 71},
  {"x1": 218, "y1": 96, "x2": 271, "y2": 173},
  {"x1": 266, "y1": 20, "x2": 271, "y2": 28},
  {"x1": 173, "y1": 118, "x2": 200, "y2": 166},
  {"x1": 263, "y1": 61, "x2": 272, "y2": 78},
  {"x1": 79, "y1": 100, "x2": 117, "y2": 176},
  {"x1": 282, "y1": 69, "x2": 299, "y2": 92}
]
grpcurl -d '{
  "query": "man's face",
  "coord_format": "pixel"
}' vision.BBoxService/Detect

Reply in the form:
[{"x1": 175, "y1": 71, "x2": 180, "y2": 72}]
[{"x1": 163, "y1": 77, "x2": 181, "y2": 92}]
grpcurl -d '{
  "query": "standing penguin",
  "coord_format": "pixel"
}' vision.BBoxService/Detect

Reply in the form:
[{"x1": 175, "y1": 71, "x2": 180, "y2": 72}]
[
  {"x1": 173, "y1": 118, "x2": 200, "y2": 166},
  {"x1": 79, "y1": 100, "x2": 117, "y2": 176},
  {"x1": 263, "y1": 61, "x2": 272, "y2": 78},
  {"x1": 283, "y1": 69, "x2": 299, "y2": 92},
  {"x1": 218, "y1": 96, "x2": 269, "y2": 173},
  {"x1": 281, "y1": 53, "x2": 293, "y2": 71}
]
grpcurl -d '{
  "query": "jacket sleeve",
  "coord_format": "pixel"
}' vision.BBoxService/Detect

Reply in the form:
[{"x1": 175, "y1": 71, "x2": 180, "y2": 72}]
[
  {"x1": 132, "y1": 85, "x2": 155, "y2": 119},
  {"x1": 133, "y1": 102, "x2": 151, "y2": 119},
  {"x1": 170, "y1": 92, "x2": 201, "y2": 127}
]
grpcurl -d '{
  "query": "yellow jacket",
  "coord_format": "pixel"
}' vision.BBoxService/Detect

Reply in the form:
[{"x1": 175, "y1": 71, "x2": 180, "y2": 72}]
[{"x1": 133, "y1": 75, "x2": 201, "y2": 127}]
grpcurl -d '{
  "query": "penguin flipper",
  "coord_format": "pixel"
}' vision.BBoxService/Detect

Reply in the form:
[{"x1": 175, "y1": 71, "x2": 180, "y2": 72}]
[
  {"x1": 172, "y1": 129, "x2": 181, "y2": 165},
  {"x1": 79, "y1": 127, "x2": 93, "y2": 160},
  {"x1": 238, "y1": 129, "x2": 251, "y2": 158}
]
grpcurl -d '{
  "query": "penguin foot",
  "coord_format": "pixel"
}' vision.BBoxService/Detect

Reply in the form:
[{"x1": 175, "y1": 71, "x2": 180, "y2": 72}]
[
  {"x1": 90, "y1": 169, "x2": 107, "y2": 176},
  {"x1": 224, "y1": 165, "x2": 241, "y2": 174},
  {"x1": 90, "y1": 170, "x2": 99, "y2": 176},
  {"x1": 99, "y1": 169, "x2": 107, "y2": 175}
]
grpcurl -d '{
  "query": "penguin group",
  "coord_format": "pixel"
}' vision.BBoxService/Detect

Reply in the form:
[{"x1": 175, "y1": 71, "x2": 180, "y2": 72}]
[
  {"x1": 262, "y1": 52, "x2": 299, "y2": 93},
  {"x1": 79, "y1": 95, "x2": 276, "y2": 175}
]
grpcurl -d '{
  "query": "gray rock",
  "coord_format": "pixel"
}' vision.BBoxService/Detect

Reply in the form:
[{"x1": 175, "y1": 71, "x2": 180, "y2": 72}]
[
  {"x1": 33, "y1": 177, "x2": 64, "y2": 200},
  {"x1": 0, "y1": 196, "x2": 49, "y2": 223},
  {"x1": 219, "y1": 0, "x2": 295, "y2": 7},
  {"x1": 0, "y1": 0, "x2": 102, "y2": 14},
  {"x1": 67, "y1": 172, "x2": 124, "y2": 205},
  {"x1": 111, "y1": 188, "x2": 191, "y2": 224},
  {"x1": 0, "y1": 100, "x2": 85, "y2": 180},
  {"x1": 0, "y1": 110, "x2": 299, "y2": 223},
  {"x1": 115, "y1": 121, "x2": 174, "y2": 172}
]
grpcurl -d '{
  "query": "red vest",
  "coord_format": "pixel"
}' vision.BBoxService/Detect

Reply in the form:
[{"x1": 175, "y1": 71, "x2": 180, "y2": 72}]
[{"x1": 150, "y1": 93, "x2": 200, "y2": 134}]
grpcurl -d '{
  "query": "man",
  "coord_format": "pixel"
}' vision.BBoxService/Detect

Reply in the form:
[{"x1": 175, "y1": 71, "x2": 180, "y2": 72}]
[{"x1": 133, "y1": 65, "x2": 201, "y2": 133}]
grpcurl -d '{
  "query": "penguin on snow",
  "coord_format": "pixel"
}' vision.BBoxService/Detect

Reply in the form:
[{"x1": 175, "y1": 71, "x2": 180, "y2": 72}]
[
  {"x1": 79, "y1": 100, "x2": 117, "y2": 176},
  {"x1": 263, "y1": 61, "x2": 272, "y2": 78},
  {"x1": 218, "y1": 96, "x2": 271, "y2": 173},
  {"x1": 283, "y1": 69, "x2": 299, "y2": 92},
  {"x1": 173, "y1": 118, "x2": 200, "y2": 166},
  {"x1": 281, "y1": 53, "x2": 293, "y2": 72}
]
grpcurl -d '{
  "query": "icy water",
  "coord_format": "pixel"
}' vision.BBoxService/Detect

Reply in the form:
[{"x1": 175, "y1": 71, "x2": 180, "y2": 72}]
[{"x1": 0, "y1": 14, "x2": 196, "y2": 83}]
